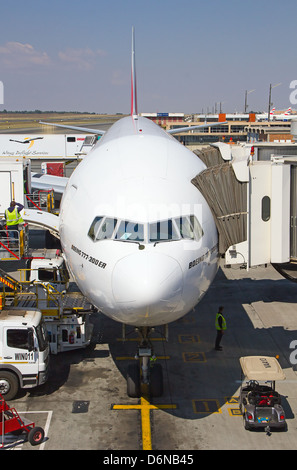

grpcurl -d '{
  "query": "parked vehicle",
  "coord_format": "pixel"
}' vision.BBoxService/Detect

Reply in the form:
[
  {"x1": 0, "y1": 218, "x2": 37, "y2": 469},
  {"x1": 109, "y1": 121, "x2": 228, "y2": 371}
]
[{"x1": 239, "y1": 356, "x2": 286, "y2": 433}]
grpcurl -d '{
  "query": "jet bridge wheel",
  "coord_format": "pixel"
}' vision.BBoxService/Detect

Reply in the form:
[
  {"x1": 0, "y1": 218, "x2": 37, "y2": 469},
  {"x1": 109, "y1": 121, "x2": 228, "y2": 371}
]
[{"x1": 127, "y1": 362, "x2": 141, "y2": 398}]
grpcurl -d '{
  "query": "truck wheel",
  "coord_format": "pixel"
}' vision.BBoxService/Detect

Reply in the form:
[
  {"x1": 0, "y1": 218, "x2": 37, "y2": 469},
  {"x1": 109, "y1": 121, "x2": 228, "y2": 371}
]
[
  {"x1": 28, "y1": 426, "x2": 45, "y2": 446},
  {"x1": 0, "y1": 371, "x2": 19, "y2": 400}
]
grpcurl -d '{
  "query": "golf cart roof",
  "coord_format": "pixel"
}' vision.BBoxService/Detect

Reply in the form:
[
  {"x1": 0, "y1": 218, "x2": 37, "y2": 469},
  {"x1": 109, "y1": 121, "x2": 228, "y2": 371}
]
[{"x1": 240, "y1": 356, "x2": 286, "y2": 381}]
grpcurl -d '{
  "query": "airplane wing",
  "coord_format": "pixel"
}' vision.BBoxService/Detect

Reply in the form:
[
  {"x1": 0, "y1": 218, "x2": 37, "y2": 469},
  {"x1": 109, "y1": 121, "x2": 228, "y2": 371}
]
[
  {"x1": 39, "y1": 121, "x2": 106, "y2": 135},
  {"x1": 167, "y1": 122, "x2": 228, "y2": 134},
  {"x1": 31, "y1": 172, "x2": 69, "y2": 194}
]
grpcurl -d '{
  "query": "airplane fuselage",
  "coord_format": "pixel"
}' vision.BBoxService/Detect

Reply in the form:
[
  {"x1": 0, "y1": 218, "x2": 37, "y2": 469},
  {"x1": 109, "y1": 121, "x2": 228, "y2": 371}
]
[{"x1": 59, "y1": 116, "x2": 219, "y2": 327}]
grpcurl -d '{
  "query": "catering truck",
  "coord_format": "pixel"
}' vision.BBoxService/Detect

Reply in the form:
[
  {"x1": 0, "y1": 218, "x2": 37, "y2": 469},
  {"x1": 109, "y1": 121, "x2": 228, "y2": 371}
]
[{"x1": 0, "y1": 309, "x2": 50, "y2": 400}]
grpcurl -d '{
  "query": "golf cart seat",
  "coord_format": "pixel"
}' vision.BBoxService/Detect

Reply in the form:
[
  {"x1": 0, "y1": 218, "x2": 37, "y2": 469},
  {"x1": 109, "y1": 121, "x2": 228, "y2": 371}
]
[{"x1": 247, "y1": 390, "x2": 281, "y2": 407}]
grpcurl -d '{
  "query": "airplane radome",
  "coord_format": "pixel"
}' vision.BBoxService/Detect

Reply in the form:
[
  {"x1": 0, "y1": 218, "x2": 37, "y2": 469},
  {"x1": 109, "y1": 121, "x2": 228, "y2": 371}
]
[{"x1": 59, "y1": 115, "x2": 219, "y2": 327}]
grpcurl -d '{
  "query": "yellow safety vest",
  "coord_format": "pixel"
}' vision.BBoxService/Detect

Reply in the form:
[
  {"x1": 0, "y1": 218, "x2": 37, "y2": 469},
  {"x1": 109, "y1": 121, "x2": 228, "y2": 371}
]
[
  {"x1": 215, "y1": 313, "x2": 227, "y2": 330},
  {"x1": 5, "y1": 207, "x2": 24, "y2": 226}
]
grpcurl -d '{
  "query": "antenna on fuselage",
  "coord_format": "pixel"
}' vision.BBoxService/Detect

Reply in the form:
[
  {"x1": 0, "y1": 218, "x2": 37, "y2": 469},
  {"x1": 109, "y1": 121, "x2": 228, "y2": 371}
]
[{"x1": 131, "y1": 26, "x2": 138, "y2": 119}]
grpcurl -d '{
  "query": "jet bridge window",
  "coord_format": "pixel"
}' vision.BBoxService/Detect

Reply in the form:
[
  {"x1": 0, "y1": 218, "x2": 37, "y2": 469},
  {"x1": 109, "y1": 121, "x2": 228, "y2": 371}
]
[
  {"x1": 261, "y1": 196, "x2": 271, "y2": 222},
  {"x1": 88, "y1": 216, "x2": 117, "y2": 241},
  {"x1": 115, "y1": 220, "x2": 144, "y2": 242}
]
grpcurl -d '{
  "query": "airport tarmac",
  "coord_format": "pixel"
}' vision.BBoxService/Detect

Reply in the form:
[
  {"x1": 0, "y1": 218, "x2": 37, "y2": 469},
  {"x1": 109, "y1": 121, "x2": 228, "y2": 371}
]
[{"x1": 2, "y1": 256, "x2": 297, "y2": 452}]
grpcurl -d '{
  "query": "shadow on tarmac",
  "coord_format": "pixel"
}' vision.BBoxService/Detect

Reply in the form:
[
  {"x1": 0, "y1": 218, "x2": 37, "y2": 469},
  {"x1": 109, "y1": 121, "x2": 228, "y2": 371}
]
[{"x1": 21, "y1": 265, "x2": 297, "y2": 428}]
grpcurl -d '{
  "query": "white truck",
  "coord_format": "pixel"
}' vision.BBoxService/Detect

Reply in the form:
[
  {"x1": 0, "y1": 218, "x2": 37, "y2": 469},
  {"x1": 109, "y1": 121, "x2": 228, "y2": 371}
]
[
  {"x1": 0, "y1": 309, "x2": 50, "y2": 400},
  {"x1": 23, "y1": 255, "x2": 94, "y2": 355}
]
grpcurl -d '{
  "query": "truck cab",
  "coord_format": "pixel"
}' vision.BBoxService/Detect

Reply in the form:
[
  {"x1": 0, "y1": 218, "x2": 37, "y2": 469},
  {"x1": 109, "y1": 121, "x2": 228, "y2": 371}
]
[
  {"x1": 0, "y1": 309, "x2": 50, "y2": 400},
  {"x1": 29, "y1": 255, "x2": 69, "y2": 292}
]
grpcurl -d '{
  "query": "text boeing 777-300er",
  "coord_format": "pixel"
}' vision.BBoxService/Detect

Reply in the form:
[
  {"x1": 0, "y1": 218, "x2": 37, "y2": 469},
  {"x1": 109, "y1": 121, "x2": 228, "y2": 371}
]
[{"x1": 39, "y1": 28, "x2": 223, "y2": 396}]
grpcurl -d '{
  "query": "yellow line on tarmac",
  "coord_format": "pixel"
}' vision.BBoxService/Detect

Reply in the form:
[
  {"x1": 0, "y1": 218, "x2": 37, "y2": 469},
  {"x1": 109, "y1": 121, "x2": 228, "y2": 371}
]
[
  {"x1": 116, "y1": 356, "x2": 170, "y2": 361},
  {"x1": 141, "y1": 394, "x2": 152, "y2": 450},
  {"x1": 112, "y1": 390, "x2": 177, "y2": 450}
]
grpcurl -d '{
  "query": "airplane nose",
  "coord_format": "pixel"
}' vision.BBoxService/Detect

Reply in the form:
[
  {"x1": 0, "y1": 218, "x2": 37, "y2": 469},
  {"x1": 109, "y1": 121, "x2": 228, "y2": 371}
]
[{"x1": 111, "y1": 252, "x2": 183, "y2": 325}]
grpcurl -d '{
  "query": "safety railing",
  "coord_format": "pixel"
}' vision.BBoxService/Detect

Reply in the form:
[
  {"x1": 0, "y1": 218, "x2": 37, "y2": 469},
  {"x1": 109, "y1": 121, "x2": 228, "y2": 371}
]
[
  {"x1": 25, "y1": 190, "x2": 55, "y2": 213},
  {"x1": 0, "y1": 225, "x2": 28, "y2": 261}
]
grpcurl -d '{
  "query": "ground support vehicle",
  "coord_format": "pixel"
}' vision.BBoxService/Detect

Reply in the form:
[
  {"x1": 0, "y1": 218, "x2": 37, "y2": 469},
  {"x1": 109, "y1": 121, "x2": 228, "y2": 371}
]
[
  {"x1": 0, "y1": 309, "x2": 50, "y2": 401},
  {"x1": 0, "y1": 393, "x2": 44, "y2": 447},
  {"x1": 239, "y1": 356, "x2": 286, "y2": 433},
  {"x1": 1, "y1": 255, "x2": 94, "y2": 355}
]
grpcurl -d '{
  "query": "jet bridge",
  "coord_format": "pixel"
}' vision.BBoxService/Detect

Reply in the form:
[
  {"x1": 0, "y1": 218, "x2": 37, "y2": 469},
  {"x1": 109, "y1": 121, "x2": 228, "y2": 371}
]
[
  {"x1": 192, "y1": 139, "x2": 297, "y2": 281},
  {"x1": 191, "y1": 146, "x2": 247, "y2": 256}
]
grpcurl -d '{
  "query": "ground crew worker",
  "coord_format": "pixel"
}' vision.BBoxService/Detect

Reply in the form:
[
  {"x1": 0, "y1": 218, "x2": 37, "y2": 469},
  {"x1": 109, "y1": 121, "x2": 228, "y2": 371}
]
[
  {"x1": 5, "y1": 201, "x2": 24, "y2": 243},
  {"x1": 215, "y1": 306, "x2": 226, "y2": 351}
]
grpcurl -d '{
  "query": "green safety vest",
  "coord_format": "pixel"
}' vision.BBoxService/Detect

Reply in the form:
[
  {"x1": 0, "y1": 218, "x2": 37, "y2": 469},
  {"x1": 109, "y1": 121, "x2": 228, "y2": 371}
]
[
  {"x1": 215, "y1": 313, "x2": 227, "y2": 330},
  {"x1": 5, "y1": 207, "x2": 24, "y2": 226}
]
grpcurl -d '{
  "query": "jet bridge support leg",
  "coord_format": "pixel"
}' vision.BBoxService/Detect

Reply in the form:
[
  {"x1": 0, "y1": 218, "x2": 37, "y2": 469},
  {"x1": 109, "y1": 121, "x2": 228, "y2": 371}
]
[{"x1": 126, "y1": 326, "x2": 164, "y2": 398}]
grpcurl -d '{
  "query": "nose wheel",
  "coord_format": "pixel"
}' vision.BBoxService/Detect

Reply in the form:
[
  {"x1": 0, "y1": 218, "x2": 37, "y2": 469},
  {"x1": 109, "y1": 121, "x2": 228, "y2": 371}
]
[{"x1": 126, "y1": 327, "x2": 163, "y2": 398}]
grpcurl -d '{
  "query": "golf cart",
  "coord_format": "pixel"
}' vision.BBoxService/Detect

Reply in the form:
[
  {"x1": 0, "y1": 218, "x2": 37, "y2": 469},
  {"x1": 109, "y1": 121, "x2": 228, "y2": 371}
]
[{"x1": 239, "y1": 356, "x2": 286, "y2": 433}]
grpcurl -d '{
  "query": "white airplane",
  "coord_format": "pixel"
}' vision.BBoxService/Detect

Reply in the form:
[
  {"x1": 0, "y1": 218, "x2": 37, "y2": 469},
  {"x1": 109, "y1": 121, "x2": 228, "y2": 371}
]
[
  {"x1": 256, "y1": 107, "x2": 275, "y2": 121},
  {"x1": 256, "y1": 107, "x2": 295, "y2": 122},
  {"x1": 36, "y1": 28, "x2": 221, "y2": 396},
  {"x1": 271, "y1": 107, "x2": 295, "y2": 121}
]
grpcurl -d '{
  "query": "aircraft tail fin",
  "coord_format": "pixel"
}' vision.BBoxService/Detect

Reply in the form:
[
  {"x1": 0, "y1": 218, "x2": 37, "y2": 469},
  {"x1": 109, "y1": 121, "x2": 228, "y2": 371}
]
[{"x1": 131, "y1": 26, "x2": 138, "y2": 118}]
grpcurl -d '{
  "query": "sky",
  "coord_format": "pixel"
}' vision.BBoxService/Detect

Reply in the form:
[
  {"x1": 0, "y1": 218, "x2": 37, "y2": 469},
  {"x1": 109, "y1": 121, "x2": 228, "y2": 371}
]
[{"x1": 0, "y1": 0, "x2": 296, "y2": 114}]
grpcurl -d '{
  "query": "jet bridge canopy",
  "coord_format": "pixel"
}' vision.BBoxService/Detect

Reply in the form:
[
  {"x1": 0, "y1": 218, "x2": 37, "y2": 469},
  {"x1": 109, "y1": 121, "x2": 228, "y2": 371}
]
[{"x1": 192, "y1": 146, "x2": 247, "y2": 254}]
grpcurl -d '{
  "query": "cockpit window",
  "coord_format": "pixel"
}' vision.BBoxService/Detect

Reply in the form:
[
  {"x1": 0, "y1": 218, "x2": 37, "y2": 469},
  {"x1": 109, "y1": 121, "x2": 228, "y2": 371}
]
[
  {"x1": 97, "y1": 217, "x2": 117, "y2": 240},
  {"x1": 88, "y1": 215, "x2": 203, "y2": 243},
  {"x1": 88, "y1": 216, "x2": 117, "y2": 241},
  {"x1": 115, "y1": 220, "x2": 144, "y2": 242},
  {"x1": 175, "y1": 215, "x2": 204, "y2": 241},
  {"x1": 190, "y1": 215, "x2": 204, "y2": 241},
  {"x1": 149, "y1": 219, "x2": 180, "y2": 243},
  {"x1": 175, "y1": 216, "x2": 194, "y2": 240},
  {"x1": 88, "y1": 216, "x2": 104, "y2": 241}
]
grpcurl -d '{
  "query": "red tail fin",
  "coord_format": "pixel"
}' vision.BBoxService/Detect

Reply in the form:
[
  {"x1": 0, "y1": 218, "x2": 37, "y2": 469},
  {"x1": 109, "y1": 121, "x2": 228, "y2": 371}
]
[{"x1": 131, "y1": 27, "x2": 138, "y2": 118}]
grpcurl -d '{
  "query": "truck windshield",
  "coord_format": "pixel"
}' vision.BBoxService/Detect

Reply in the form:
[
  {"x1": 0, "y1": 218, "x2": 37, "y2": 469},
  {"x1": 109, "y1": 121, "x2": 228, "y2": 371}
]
[{"x1": 35, "y1": 320, "x2": 48, "y2": 352}]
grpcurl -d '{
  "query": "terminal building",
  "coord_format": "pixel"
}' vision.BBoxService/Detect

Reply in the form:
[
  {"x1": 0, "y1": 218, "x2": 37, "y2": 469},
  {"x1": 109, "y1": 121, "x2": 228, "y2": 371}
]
[{"x1": 141, "y1": 112, "x2": 295, "y2": 148}]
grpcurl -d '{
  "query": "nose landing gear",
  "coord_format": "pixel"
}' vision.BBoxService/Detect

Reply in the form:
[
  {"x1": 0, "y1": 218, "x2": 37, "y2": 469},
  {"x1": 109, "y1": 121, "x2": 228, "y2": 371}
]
[{"x1": 126, "y1": 326, "x2": 164, "y2": 398}]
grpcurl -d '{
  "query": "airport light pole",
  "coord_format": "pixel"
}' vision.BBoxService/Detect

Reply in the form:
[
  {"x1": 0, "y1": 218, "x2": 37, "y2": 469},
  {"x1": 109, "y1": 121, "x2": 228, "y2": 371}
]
[
  {"x1": 268, "y1": 83, "x2": 281, "y2": 121},
  {"x1": 244, "y1": 89, "x2": 255, "y2": 113}
]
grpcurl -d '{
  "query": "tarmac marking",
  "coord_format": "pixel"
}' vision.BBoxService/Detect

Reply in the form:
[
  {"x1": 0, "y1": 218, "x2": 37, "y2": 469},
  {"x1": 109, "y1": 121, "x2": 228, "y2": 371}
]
[
  {"x1": 112, "y1": 387, "x2": 177, "y2": 450},
  {"x1": 192, "y1": 399, "x2": 222, "y2": 414},
  {"x1": 116, "y1": 337, "x2": 165, "y2": 342},
  {"x1": 178, "y1": 334, "x2": 200, "y2": 343},
  {"x1": 225, "y1": 396, "x2": 239, "y2": 404},
  {"x1": 182, "y1": 352, "x2": 206, "y2": 363},
  {"x1": 116, "y1": 356, "x2": 170, "y2": 361},
  {"x1": 228, "y1": 408, "x2": 242, "y2": 417}
]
